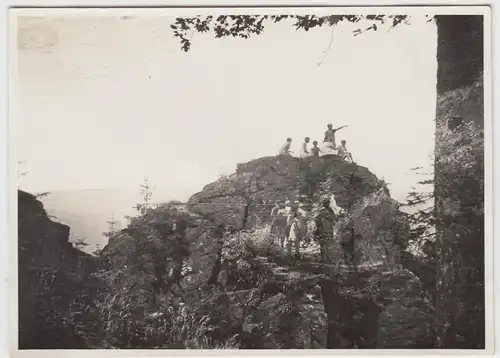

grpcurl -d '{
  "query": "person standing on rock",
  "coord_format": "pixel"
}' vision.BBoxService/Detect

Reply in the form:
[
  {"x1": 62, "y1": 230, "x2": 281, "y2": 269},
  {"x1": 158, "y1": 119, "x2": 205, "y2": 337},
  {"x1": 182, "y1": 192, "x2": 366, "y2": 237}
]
[
  {"x1": 284, "y1": 201, "x2": 296, "y2": 247},
  {"x1": 271, "y1": 203, "x2": 288, "y2": 248},
  {"x1": 324, "y1": 123, "x2": 347, "y2": 149},
  {"x1": 279, "y1": 138, "x2": 293, "y2": 156},
  {"x1": 314, "y1": 198, "x2": 336, "y2": 262},
  {"x1": 297, "y1": 203, "x2": 309, "y2": 248},
  {"x1": 270, "y1": 203, "x2": 286, "y2": 244},
  {"x1": 284, "y1": 200, "x2": 292, "y2": 216},
  {"x1": 269, "y1": 202, "x2": 280, "y2": 235},
  {"x1": 286, "y1": 208, "x2": 301, "y2": 257}
]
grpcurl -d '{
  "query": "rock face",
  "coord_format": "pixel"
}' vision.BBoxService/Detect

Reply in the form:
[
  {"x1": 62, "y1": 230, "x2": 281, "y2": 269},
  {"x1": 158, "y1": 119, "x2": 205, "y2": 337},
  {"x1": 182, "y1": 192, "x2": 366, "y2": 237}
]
[
  {"x1": 18, "y1": 190, "x2": 96, "y2": 349},
  {"x1": 187, "y1": 155, "x2": 435, "y2": 348},
  {"x1": 100, "y1": 204, "x2": 220, "y2": 298},
  {"x1": 18, "y1": 191, "x2": 92, "y2": 270},
  {"x1": 188, "y1": 155, "x2": 382, "y2": 229}
]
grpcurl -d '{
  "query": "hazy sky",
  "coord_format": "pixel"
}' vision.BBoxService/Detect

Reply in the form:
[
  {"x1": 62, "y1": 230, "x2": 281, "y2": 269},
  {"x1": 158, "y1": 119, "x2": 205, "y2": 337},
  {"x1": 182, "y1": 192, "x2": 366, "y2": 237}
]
[{"x1": 15, "y1": 13, "x2": 437, "y2": 203}]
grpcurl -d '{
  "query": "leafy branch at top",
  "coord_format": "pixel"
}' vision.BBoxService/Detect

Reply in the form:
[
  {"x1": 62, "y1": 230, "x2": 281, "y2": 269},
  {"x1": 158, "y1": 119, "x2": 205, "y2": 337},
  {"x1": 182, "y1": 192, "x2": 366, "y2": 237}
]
[{"x1": 171, "y1": 14, "x2": 411, "y2": 52}]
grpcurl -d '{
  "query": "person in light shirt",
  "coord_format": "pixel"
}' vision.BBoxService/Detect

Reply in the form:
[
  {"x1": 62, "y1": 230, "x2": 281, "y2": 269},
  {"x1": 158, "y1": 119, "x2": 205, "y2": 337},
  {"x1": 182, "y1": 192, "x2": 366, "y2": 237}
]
[
  {"x1": 286, "y1": 205, "x2": 301, "y2": 257},
  {"x1": 300, "y1": 137, "x2": 311, "y2": 158}
]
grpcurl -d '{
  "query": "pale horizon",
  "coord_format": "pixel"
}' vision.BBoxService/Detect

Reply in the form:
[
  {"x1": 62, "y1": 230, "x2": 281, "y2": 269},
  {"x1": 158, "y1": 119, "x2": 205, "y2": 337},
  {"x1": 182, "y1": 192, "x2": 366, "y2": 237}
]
[{"x1": 15, "y1": 13, "x2": 437, "y2": 204}]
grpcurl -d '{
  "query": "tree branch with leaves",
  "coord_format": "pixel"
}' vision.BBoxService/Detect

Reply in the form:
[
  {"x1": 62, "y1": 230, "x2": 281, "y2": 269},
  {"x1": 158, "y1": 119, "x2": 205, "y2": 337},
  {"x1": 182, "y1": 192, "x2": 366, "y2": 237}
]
[{"x1": 171, "y1": 14, "x2": 411, "y2": 52}]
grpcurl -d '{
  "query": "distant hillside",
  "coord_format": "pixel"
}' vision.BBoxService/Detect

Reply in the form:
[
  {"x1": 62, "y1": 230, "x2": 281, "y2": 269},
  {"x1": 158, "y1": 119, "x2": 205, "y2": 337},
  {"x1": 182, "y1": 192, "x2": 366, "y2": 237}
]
[{"x1": 40, "y1": 188, "x2": 187, "y2": 253}]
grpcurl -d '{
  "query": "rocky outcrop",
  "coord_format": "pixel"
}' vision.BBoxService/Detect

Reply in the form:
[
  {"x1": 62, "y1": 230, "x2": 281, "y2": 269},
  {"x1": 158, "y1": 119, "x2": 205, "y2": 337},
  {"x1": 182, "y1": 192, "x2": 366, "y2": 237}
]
[
  {"x1": 188, "y1": 155, "x2": 382, "y2": 229},
  {"x1": 18, "y1": 190, "x2": 93, "y2": 271},
  {"x1": 187, "y1": 155, "x2": 435, "y2": 348},
  {"x1": 18, "y1": 190, "x2": 96, "y2": 349},
  {"x1": 89, "y1": 155, "x2": 435, "y2": 349}
]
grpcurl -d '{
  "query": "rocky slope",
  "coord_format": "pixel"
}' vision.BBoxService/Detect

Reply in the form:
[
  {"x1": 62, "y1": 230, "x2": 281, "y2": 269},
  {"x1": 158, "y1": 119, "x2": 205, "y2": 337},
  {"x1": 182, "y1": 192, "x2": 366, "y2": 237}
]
[{"x1": 18, "y1": 190, "x2": 97, "y2": 349}]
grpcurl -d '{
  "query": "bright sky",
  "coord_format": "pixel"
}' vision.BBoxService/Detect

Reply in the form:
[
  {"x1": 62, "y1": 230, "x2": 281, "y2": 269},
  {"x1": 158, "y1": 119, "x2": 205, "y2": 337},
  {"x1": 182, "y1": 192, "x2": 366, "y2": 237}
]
[{"x1": 15, "y1": 14, "x2": 437, "y2": 203}]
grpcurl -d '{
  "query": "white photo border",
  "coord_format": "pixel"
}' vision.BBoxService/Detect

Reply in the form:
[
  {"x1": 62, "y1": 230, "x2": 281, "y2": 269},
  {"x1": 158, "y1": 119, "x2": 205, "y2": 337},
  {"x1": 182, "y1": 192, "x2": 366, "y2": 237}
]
[{"x1": 2, "y1": 2, "x2": 495, "y2": 358}]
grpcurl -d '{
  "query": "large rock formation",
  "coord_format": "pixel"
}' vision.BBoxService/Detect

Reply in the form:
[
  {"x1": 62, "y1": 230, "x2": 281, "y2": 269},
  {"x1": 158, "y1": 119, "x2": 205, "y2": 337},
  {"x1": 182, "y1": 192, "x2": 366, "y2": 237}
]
[
  {"x1": 18, "y1": 190, "x2": 97, "y2": 349},
  {"x1": 187, "y1": 155, "x2": 435, "y2": 348}
]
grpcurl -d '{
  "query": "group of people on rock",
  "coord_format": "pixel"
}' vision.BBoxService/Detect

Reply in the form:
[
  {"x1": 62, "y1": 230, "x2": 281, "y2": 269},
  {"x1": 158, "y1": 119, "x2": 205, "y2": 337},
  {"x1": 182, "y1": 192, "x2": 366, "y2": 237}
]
[
  {"x1": 269, "y1": 197, "x2": 311, "y2": 257},
  {"x1": 268, "y1": 195, "x2": 357, "y2": 269},
  {"x1": 279, "y1": 123, "x2": 354, "y2": 163},
  {"x1": 268, "y1": 194, "x2": 346, "y2": 258}
]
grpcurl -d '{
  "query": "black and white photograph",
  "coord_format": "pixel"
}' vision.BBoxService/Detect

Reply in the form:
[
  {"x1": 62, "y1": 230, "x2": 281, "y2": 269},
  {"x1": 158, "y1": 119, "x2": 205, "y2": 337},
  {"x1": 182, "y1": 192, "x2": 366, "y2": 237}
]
[{"x1": 10, "y1": 5, "x2": 491, "y2": 352}]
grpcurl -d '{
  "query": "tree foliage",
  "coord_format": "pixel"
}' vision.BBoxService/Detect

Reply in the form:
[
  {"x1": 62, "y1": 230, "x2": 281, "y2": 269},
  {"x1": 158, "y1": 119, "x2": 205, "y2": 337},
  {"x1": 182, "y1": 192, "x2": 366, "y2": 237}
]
[
  {"x1": 74, "y1": 236, "x2": 89, "y2": 250},
  {"x1": 402, "y1": 164, "x2": 436, "y2": 257},
  {"x1": 433, "y1": 79, "x2": 484, "y2": 348},
  {"x1": 171, "y1": 14, "x2": 410, "y2": 52},
  {"x1": 134, "y1": 178, "x2": 154, "y2": 215},
  {"x1": 86, "y1": 203, "x2": 221, "y2": 348}
]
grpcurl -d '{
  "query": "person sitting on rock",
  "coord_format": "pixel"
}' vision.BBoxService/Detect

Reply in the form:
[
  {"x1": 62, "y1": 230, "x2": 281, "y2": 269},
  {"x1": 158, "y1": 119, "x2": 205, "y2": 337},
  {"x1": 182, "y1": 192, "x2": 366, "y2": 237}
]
[
  {"x1": 300, "y1": 137, "x2": 311, "y2": 158},
  {"x1": 279, "y1": 138, "x2": 293, "y2": 156},
  {"x1": 310, "y1": 141, "x2": 321, "y2": 157},
  {"x1": 324, "y1": 123, "x2": 348, "y2": 149},
  {"x1": 338, "y1": 140, "x2": 354, "y2": 163}
]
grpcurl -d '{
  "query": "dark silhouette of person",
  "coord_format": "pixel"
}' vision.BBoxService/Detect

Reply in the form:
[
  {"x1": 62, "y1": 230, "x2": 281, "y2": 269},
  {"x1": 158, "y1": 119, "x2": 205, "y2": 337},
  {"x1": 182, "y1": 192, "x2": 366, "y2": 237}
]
[
  {"x1": 314, "y1": 198, "x2": 336, "y2": 262},
  {"x1": 341, "y1": 225, "x2": 356, "y2": 269}
]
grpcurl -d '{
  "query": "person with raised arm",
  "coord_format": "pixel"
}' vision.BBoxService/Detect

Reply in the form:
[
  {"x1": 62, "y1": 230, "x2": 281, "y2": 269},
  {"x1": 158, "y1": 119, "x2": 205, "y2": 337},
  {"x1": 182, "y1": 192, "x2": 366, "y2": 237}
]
[{"x1": 324, "y1": 123, "x2": 348, "y2": 149}]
